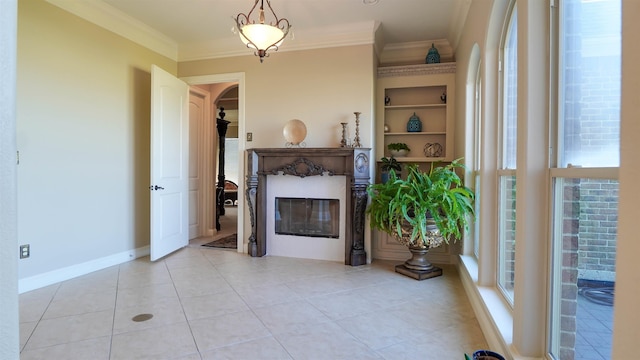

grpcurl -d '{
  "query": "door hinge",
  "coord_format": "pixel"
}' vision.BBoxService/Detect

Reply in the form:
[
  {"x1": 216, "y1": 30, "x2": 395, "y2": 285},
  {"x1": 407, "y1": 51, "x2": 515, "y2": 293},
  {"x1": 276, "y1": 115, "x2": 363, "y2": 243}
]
[{"x1": 16, "y1": 151, "x2": 19, "y2": 165}]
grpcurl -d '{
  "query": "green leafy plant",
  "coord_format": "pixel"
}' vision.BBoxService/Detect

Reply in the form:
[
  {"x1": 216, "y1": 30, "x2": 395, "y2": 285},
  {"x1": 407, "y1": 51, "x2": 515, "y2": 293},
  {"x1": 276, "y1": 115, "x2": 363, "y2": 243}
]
[
  {"x1": 387, "y1": 142, "x2": 410, "y2": 151},
  {"x1": 366, "y1": 159, "x2": 475, "y2": 247},
  {"x1": 380, "y1": 156, "x2": 402, "y2": 172}
]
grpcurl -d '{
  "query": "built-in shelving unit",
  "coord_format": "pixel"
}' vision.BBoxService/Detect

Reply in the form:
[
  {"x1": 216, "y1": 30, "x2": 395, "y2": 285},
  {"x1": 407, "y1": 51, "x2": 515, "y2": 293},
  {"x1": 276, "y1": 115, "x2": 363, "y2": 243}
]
[
  {"x1": 372, "y1": 63, "x2": 458, "y2": 264},
  {"x1": 376, "y1": 63, "x2": 456, "y2": 165}
]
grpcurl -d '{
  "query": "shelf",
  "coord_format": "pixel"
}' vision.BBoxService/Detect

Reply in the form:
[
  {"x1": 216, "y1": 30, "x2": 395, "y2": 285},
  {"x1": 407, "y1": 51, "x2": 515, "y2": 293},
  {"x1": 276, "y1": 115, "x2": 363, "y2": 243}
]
[
  {"x1": 376, "y1": 66, "x2": 455, "y2": 164},
  {"x1": 385, "y1": 157, "x2": 446, "y2": 163},
  {"x1": 385, "y1": 104, "x2": 445, "y2": 109},
  {"x1": 384, "y1": 132, "x2": 446, "y2": 136}
]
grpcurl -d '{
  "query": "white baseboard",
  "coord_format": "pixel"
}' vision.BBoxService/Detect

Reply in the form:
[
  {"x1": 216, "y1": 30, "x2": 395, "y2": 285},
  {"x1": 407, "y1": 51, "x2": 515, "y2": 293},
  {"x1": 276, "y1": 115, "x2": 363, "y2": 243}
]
[{"x1": 18, "y1": 245, "x2": 150, "y2": 294}]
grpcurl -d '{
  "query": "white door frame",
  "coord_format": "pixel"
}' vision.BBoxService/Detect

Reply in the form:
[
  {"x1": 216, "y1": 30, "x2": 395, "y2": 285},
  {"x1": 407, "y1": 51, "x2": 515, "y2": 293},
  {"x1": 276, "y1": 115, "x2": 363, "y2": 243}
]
[{"x1": 181, "y1": 73, "x2": 246, "y2": 253}]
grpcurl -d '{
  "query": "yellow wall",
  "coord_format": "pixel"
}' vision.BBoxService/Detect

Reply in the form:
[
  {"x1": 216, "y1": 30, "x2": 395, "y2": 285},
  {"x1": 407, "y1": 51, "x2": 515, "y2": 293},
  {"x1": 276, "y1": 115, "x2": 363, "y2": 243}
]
[{"x1": 16, "y1": 0, "x2": 176, "y2": 280}]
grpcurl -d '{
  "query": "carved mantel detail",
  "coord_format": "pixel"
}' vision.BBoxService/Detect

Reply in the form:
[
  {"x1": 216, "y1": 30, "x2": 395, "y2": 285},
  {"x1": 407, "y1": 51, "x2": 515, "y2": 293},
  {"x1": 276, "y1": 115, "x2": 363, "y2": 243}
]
[
  {"x1": 267, "y1": 157, "x2": 335, "y2": 177},
  {"x1": 246, "y1": 148, "x2": 371, "y2": 266}
]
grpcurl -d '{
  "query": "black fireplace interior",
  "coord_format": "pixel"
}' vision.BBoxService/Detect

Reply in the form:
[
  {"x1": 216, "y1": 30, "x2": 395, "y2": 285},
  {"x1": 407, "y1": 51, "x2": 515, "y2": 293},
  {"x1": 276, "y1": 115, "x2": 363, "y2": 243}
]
[{"x1": 275, "y1": 197, "x2": 339, "y2": 238}]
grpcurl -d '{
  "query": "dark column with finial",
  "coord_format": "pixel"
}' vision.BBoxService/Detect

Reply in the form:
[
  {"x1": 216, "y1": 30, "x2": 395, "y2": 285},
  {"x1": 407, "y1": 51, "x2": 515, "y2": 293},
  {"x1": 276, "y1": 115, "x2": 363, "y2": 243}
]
[{"x1": 215, "y1": 107, "x2": 230, "y2": 231}]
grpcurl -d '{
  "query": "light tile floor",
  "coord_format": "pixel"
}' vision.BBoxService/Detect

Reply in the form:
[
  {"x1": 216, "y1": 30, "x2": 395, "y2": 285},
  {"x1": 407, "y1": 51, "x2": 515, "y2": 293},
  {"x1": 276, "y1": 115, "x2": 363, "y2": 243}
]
[{"x1": 19, "y1": 210, "x2": 488, "y2": 359}]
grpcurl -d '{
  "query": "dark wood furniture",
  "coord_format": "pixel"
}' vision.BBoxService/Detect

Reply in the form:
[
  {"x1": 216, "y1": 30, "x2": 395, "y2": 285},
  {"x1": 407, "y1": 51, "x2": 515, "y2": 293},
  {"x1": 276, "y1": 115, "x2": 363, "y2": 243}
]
[
  {"x1": 215, "y1": 108, "x2": 230, "y2": 231},
  {"x1": 224, "y1": 180, "x2": 238, "y2": 205}
]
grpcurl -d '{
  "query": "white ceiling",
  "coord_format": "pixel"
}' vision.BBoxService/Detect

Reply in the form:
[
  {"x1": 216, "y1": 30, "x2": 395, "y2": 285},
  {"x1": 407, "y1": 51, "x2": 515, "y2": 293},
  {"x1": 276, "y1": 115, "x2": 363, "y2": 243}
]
[{"x1": 47, "y1": 0, "x2": 471, "y2": 62}]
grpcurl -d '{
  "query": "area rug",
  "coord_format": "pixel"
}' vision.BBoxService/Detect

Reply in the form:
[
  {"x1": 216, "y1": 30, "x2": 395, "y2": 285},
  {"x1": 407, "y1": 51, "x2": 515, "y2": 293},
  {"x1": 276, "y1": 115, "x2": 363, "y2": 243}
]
[{"x1": 202, "y1": 234, "x2": 237, "y2": 249}]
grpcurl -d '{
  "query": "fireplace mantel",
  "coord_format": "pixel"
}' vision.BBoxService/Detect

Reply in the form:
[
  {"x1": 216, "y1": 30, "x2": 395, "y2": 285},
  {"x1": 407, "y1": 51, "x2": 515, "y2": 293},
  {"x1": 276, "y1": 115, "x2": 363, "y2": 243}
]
[{"x1": 246, "y1": 147, "x2": 371, "y2": 266}]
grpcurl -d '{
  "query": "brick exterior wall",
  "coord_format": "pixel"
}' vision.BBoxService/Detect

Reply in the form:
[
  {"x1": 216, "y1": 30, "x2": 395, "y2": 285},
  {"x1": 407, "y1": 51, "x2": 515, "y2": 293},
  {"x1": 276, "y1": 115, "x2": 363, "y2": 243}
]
[
  {"x1": 501, "y1": 176, "x2": 516, "y2": 294},
  {"x1": 577, "y1": 179, "x2": 618, "y2": 280},
  {"x1": 560, "y1": 178, "x2": 580, "y2": 360}
]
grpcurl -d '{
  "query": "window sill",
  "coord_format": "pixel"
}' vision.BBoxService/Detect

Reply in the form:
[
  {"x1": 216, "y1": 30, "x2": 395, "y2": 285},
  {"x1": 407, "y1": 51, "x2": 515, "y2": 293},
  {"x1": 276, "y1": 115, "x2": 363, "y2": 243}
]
[{"x1": 458, "y1": 255, "x2": 514, "y2": 359}]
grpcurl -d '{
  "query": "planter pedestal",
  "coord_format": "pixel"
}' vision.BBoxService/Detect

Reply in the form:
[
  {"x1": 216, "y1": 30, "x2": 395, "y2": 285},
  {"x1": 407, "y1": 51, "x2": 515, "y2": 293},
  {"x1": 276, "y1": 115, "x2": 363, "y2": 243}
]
[{"x1": 395, "y1": 247, "x2": 442, "y2": 280}]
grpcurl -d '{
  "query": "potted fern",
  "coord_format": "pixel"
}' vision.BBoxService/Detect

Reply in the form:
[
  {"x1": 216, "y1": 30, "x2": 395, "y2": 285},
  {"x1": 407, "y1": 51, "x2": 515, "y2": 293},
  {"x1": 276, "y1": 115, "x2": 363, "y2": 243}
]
[{"x1": 366, "y1": 159, "x2": 475, "y2": 279}]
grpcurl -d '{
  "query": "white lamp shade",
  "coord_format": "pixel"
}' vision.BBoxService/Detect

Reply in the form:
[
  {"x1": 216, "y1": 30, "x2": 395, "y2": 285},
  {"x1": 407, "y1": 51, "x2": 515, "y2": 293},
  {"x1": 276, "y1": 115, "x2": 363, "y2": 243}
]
[{"x1": 239, "y1": 23, "x2": 285, "y2": 50}]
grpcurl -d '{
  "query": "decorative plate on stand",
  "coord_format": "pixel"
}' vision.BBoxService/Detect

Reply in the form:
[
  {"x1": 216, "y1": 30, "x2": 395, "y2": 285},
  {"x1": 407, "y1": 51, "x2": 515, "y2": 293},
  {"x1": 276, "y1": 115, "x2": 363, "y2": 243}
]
[{"x1": 283, "y1": 119, "x2": 307, "y2": 147}]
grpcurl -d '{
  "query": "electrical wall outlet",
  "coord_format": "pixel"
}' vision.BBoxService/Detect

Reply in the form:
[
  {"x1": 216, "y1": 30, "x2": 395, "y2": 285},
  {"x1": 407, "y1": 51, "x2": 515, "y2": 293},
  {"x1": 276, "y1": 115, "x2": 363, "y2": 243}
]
[
  {"x1": 247, "y1": 132, "x2": 253, "y2": 142},
  {"x1": 20, "y1": 244, "x2": 30, "y2": 259}
]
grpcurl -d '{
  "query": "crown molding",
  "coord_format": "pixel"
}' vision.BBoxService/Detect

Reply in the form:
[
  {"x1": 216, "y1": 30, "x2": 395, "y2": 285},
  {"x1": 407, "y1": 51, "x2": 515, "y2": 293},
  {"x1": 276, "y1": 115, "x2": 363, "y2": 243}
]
[
  {"x1": 43, "y1": 1, "x2": 451, "y2": 65},
  {"x1": 45, "y1": 0, "x2": 178, "y2": 61},
  {"x1": 178, "y1": 21, "x2": 380, "y2": 62},
  {"x1": 377, "y1": 62, "x2": 457, "y2": 78}
]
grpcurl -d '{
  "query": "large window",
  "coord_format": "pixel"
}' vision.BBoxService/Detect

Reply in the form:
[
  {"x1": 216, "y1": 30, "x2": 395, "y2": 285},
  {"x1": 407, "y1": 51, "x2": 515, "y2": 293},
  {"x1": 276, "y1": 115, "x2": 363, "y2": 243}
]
[
  {"x1": 497, "y1": 5, "x2": 517, "y2": 304},
  {"x1": 549, "y1": 1, "x2": 620, "y2": 359}
]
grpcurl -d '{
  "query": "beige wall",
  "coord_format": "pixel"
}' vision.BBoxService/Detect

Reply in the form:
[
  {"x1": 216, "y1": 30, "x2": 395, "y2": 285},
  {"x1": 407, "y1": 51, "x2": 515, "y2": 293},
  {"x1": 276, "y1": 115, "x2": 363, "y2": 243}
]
[
  {"x1": 179, "y1": 45, "x2": 377, "y2": 256},
  {"x1": 453, "y1": 0, "x2": 494, "y2": 162},
  {"x1": 179, "y1": 45, "x2": 376, "y2": 150},
  {"x1": 7, "y1": 0, "x2": 640, "y2": 357},
  {"x1": 16, "y1": 0, "x2": 377, "y2": 283},
  {"x1": 1, "y1": 0, "x2": 19, "y2": 357},
  {"x1": 16, "y1": 0, "x2": 176, "y2": 281}
]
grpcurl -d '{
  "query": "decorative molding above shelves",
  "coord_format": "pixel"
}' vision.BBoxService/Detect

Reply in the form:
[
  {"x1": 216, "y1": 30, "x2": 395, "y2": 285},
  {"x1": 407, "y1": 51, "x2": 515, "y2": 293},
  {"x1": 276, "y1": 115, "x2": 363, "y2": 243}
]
[
  {"x1": 381, "y1": 157, "x2": 446, "y2": 163},
  {"x1": 377, "y1": 63, "x2": 457, "y2": 78},
  {"x1": 384, "y1": 132, "x2": 446, "y2": 136},
  {"x1": 385, "y1": 104, "x2": 446, "y2": 109}
]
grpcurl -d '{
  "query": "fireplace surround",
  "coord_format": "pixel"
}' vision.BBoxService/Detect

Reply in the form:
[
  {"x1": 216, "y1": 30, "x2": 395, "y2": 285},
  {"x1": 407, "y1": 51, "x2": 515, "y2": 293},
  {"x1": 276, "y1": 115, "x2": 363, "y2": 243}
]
[{"x1": 246, "y1": 148, "x2": 371, "y2": 266}]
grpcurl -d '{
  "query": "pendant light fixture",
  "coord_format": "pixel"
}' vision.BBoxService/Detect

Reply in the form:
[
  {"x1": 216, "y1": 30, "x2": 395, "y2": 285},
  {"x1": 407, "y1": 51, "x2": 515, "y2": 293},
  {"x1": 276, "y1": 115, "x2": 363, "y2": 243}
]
[{"x1": 235, "y1": 0, "x2": 291, "y2": 63}]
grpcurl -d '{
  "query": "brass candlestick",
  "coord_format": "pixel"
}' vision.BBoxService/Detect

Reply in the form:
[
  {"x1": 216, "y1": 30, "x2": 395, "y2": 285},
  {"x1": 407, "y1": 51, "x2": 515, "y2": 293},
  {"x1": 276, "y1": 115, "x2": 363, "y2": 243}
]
[{"x1": 353, "y1": 112, "x2": 362, "y2": 148}]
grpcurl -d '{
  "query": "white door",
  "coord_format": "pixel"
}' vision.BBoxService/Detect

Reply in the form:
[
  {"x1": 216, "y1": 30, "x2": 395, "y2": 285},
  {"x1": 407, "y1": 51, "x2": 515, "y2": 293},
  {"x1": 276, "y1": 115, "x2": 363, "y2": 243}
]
[
  {"x1": 150, "y1": 65, "x2": 189, "y2": 261},
  {"x1": 188, "y1": 88, "x2": 208, "y2": 239}
]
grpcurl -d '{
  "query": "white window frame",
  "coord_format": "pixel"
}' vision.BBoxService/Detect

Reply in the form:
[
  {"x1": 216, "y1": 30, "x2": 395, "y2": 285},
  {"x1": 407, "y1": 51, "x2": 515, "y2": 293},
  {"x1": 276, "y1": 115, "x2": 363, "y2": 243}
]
[{"x1": 496, "y1": 3, "x2": 518, "y2": 306}]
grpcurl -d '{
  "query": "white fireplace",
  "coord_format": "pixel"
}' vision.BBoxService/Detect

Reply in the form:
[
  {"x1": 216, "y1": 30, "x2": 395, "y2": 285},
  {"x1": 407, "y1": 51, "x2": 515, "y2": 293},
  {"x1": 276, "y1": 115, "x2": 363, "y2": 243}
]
[{"x1": 266, "y1": 175, "x2": 346, "y2": 262}]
